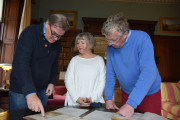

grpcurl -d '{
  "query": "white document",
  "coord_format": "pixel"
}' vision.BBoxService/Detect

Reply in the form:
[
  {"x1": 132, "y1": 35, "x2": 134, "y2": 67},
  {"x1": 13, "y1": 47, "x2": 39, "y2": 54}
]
[
  {"x1": 112, "y1": 112, "x2": 169, "y2": 120},
  {"x1": 54, "y1": 107, "x2": 88, "y2": 116},
  {"x1": 23, "y1": 111, "x2": 89, "y2": 120},
  {"x1": 84, "y1": 110, "x2": 116, "y2": 120}
]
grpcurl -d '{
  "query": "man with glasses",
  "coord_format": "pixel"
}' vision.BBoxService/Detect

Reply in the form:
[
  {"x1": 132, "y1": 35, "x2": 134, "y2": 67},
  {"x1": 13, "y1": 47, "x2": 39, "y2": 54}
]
[
  {"x1": 102, "y1": 13, "x2": 161, "y2": 118},
  {"x1": 9, "y1": 14, "x2": 69, "y2": 116}
]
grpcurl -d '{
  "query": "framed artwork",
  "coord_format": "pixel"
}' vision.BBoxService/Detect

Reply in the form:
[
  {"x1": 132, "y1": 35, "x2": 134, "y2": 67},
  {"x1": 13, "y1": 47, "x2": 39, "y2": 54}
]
[
  {"x1": 160, "y1": 17, "x2": 180, "y2": 33},
  {"x1": 50, "y1": 10, "x2": 77, "y2": 29}
]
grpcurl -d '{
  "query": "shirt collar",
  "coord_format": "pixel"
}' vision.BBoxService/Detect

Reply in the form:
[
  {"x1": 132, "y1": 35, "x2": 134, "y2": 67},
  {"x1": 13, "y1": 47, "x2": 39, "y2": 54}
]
[
  {"x1": 125, "y1": 30, "x2": 131, "y2": 43},
  {"x1": 43, "y1": 22, "x2": 46, "y2": 38}
]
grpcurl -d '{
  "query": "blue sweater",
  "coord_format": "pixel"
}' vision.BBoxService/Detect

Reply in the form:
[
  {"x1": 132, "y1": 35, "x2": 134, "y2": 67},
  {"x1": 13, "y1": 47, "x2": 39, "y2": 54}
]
[
  {"x1": 10, "y1": 24, "x2": 60, "y2": 96},
  {"x1": 104, "y1": 30, "x2": 161, "y2": 109}
]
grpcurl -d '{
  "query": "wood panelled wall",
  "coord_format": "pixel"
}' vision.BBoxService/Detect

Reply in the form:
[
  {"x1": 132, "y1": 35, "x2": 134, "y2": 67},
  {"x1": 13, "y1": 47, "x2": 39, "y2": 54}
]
[
  {"x1": 0, "y1": 0, "x2": 24, "y2": 86},
  {"x1": 82, "y1": 17, "x2": 157, "y2": 42},
  {"x1": 56, "y1": 29, "x2": 82, "y2": 86},
  {"x1": 0, "y1": 0, "x2": 24, "y2": 110},
  {"x1": 154, "y1": 35, "x2": 180, "y2": 82}
]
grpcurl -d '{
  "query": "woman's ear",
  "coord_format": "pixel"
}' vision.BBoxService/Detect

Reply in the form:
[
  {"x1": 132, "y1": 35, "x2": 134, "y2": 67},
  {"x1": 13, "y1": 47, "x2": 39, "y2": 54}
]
[{"x1": 87, "y1": 45, "x2": 93, "y2": 51}]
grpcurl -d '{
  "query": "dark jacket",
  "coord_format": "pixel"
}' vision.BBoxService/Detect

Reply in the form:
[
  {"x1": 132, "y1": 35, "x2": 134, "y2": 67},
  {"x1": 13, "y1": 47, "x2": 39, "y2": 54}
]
[{"x1": 10, "y1": 23, "x2": 60, "y2": 96}]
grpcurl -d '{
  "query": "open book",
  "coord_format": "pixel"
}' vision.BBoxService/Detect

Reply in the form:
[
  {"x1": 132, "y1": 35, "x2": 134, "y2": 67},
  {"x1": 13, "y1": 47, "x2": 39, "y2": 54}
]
[{"x1": 112, "y1": 112, "x2": 168, "y2": 120}]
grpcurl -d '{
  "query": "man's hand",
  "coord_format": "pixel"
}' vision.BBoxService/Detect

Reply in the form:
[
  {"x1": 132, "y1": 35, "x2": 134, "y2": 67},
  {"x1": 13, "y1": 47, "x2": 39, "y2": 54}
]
[
  {"x1": 116, "y1": 104, "x2": 134, "y2": 118},
  {"x1": 26, "y1": 94, "x2": 45, "y2": 117},
  {"x1": 106, "y1": 100, "x2": 119, "y2": 110},
  {"x1": 76, "y1": 97, "x2": 90, "y2": 107},
  {"x1": 46, "y1": 83, "x2": 54, "y2": 96}
]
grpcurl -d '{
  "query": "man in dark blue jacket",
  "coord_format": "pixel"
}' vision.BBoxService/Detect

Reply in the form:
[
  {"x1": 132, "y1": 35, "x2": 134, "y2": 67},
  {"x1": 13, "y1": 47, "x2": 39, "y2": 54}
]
[{"x1": 9, "y1": 14, "x2": 69, "y2": 116}]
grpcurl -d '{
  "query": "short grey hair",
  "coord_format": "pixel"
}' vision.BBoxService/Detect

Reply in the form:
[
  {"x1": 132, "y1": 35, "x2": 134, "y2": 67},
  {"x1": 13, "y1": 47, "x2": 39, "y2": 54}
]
[
  {"x1": 75, "y1": 32, "x2": 96, "y2": 50},
  {"x1": 47, "y1": 14, "x2": 70, "y2": 31},
  {"x1": 101, "y1": 12, "x2": 129, "y2": 36}
]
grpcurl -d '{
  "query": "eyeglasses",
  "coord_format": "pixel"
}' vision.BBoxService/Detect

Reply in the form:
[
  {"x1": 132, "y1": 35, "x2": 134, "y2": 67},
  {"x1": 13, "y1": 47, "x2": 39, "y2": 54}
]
[
  {"x1": 105, "y1": 31, "x2": 126, "y2": 45},
  {"x1": 105, "y1": 35, "x2": 124, "y2": 45},
  {"x1": 49, "y1": 25, "x2": 62, "y2": 39},
  {"x1": 105, "y1": 36, "x2": 123, "y2": 45}
]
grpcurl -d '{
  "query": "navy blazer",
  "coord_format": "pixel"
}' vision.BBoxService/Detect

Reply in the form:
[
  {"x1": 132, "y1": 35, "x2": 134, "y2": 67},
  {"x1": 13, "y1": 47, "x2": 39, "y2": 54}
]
[{"x1": 10, "y1": 23, "x2": 60, "y2": 96}]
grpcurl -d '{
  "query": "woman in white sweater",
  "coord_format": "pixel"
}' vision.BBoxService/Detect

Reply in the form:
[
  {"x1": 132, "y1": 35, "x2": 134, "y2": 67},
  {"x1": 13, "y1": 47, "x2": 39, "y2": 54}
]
[{"x1": 64, "y1": 32, "x2": 106, "y2": 107}]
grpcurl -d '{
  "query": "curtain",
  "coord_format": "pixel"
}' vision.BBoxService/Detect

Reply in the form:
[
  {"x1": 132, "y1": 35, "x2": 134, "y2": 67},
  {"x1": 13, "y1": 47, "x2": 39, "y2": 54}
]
[{"x1": 18, "y1": 0, "x2": 31, "y2": 37}]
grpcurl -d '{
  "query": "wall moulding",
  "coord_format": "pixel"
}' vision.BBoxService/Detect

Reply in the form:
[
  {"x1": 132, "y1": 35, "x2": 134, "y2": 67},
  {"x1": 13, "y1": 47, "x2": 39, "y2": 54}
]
[{"x1": 103, "y1": 0, "x2": 180, "y2": 5}]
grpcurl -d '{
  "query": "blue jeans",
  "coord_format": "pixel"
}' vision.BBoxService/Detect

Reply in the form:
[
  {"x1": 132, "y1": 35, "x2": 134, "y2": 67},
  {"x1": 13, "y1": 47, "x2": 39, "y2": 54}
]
[{"x1": 8, "y1": 89, "x2": 48, "y2": 110}]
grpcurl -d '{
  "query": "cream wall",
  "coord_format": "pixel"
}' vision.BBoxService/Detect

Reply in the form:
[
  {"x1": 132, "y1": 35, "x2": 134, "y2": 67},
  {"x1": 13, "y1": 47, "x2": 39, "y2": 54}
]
[{"x1": 32, "y1": 0, "x2": 180, "y2": 36}]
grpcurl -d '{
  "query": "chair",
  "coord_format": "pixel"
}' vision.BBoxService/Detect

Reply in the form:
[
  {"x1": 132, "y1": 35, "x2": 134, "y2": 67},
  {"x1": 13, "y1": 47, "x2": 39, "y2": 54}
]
[
  {"x1": 0, "y1": 108, "x2": 4, "y2": 113},
  {"x1": 161, "y1": 82, "x2": 180, "y2": 120},
  {"x1": 47, "y1": 86, "x2": 67, "y2": 106}
]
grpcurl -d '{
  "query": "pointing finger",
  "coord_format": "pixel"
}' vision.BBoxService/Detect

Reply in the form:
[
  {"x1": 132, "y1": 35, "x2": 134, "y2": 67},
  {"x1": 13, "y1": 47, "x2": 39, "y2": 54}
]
[{"x1": 39, "y1": 103, "x2": 45, "y2": 117}]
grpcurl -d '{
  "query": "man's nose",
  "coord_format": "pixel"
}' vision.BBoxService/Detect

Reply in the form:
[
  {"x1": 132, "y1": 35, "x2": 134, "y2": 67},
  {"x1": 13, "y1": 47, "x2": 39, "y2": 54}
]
[{"x1": 54, "y1": 37, "x2": 59, "y2": 41}]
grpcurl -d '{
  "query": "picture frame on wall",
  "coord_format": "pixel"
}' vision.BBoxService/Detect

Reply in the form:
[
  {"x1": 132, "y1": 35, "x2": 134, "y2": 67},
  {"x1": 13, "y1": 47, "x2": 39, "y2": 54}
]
[
  {"x1": 50, "y1": 10, "x2": 77, "y2": 29},
  {"x1": 160, "y1": 17, "x2": 180, "y2": 33}
]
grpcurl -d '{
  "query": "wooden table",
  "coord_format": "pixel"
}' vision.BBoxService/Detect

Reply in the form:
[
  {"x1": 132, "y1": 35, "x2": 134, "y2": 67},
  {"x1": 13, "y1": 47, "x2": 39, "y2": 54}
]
[{"x1": 0, "y1": 88, "x2": 9, "y2": 97}]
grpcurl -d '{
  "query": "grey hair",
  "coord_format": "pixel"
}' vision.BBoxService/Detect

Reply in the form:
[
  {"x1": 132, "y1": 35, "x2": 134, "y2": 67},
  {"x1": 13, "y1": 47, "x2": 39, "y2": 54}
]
[
  {"x1": 47, "y1": 14, "x2": 70, "y2": 31},
  {"x1": 75, "y1": 32, "x2": 96, "y2": 50},
  {"x1": 101, "y1": 12, "x2": 129, "y2": 36}
]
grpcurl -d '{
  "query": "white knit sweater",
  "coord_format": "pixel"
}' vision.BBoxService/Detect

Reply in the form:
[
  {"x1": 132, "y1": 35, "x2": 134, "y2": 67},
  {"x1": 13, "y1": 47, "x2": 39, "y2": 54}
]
[{"x1": 64, "y1": 55, "x2": 106, "y2": 106}]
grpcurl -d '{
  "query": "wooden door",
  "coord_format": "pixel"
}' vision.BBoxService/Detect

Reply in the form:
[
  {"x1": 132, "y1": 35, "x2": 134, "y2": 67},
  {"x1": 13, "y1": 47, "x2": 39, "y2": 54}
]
[{"x1": 0, "y1": 0, "x2": 24, "y2": 89}]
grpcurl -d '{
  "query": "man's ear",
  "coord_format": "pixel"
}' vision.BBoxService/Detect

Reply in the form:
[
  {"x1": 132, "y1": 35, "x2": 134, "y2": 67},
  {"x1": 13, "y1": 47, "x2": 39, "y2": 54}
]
[{"x1": 45, "y1": 21, "x2": 49, "y2": 27}]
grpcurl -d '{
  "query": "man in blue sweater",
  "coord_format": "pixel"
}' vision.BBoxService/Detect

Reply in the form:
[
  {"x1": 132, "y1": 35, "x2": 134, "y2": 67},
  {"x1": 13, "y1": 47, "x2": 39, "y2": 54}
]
[
  {"x1": 102, "y1": 13, "x2": 161, "y2": 118},
  {"x1": 9, "y1": 14, "x2": 69, "y2": 116}
]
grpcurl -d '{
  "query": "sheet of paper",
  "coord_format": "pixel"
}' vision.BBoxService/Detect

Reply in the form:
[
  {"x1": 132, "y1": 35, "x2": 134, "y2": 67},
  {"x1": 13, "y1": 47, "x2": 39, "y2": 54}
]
[
  {"x1": 84, "y1": 110, "x2": 116, "y2": 120},
  {"x1": 140, "y1": 112, "x2": 168, "y2": 120},
  {"x1": 23, "y1": 111, "x2": 62, "y2": 120},
  {"x1": 112, "y1": 112, "x2": 143, "y2": 120},
  {"x1": 23, "y1": 107, "x2": 168, "y2": 120},
  {"x1": 23, "y1": 111, "x2": 89, "y2": 120},
  {"x1": 54, "y1": 107, "x2": 89, "y2": 116},
  {"x1": 112, "y1": 112, "x2": 168, "y2": 120}
]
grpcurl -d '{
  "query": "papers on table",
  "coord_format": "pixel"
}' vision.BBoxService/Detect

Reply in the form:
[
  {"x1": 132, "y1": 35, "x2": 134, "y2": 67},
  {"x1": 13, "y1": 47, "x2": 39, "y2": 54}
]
[{"x1": 23, "y1": 107, "x2": 168, "y2": 120}]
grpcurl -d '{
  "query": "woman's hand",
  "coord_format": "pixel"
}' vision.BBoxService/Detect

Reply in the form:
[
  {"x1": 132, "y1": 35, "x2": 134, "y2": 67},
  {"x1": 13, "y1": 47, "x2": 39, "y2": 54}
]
[{"x1": 76, "y1": 97, "x2": 91, "y2": 107}]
